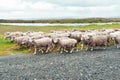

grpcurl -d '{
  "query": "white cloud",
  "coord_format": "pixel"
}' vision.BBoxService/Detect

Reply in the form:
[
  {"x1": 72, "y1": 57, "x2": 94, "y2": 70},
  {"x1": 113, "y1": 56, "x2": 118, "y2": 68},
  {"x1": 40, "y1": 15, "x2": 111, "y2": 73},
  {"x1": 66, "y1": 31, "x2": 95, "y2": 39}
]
[
  {"x1": 0, "y1": 0, "x2": 29, "y2": 11},
  {"x1": 0, "y1": 0, "x2": 120, "y2": 19},
  {"x1": 31, "y1": 1, "x2": 57, "y2": 10}
]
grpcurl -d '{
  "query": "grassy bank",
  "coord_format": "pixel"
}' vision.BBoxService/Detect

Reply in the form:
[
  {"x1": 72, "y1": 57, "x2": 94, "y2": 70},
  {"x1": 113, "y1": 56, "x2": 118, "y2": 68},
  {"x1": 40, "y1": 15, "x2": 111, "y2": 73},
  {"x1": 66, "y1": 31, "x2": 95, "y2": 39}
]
[
  {"x1": 1, "y1": 18, "x2": 120, "y2": 23},
  {"x1": 0, "y1": 23, "x2": 120, "y2": 56}
]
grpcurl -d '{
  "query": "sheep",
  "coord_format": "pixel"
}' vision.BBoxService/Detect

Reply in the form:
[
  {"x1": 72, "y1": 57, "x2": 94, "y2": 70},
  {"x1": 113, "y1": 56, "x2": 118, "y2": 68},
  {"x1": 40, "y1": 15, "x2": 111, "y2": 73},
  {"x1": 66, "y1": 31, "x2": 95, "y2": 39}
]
[
  {"x1": 112, "y1": 35, "x2": 120, "y2": 48},
  {"x1": 4, "y1": 32, "x2": 23, "y2": 41},
  {"x1": 31, "y1": 35, "x2": 45, "y2": 39},
  {"x1": 50, "y1": 30, "x2": 69, "y2": 34},
  {"x1": 87, "y1": 35, "x2": 108, "y2": 51},
  {"x1": 27, "y1": 32, "x2": 45, "y2": 37},
  {"x1": 12, "y1": 36, "x2": 32, "y2": 49},
  {"x1": 13, "y1": 36, "x2": 26, "y2": 47},
  {"x1": 81, "y1": 34, "x2": 91, "y2": 50},
  {"x1": 69, "y1": 31, "x2": 83, "y2": 43},
  {"x1": 110, "y1": 31, "x2": 120, "y2": 39},
  {"x1": 20, "y1": 36, "x2": 31, "y2": 47},
  {"x1": 30, "y1": 37, "x2": 54, "y2": 55},
  {"x1": 48, "y1": 31, "x2": 70, "y2": 38},
  {"x1": 53, "y1": 37, "x2": 78, "y2": 53},
  {"x1": 81, "y1": 33, "x2": 109, "y2": 51}
]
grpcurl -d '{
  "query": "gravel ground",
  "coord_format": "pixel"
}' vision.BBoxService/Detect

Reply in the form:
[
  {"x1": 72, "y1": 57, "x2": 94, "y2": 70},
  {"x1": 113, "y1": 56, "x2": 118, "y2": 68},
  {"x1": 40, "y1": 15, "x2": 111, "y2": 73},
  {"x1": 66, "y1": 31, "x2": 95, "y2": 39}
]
[{"x1": 0, "y1": 46, "x2": 120, "y2": 80}]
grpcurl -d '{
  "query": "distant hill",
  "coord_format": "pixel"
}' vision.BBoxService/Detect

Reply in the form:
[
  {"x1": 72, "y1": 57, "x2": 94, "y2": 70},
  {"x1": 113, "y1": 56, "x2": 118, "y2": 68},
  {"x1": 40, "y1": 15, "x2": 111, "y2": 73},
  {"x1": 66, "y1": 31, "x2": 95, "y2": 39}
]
[{"x1": 0, "y1": 18, "x2": 120, "y2": 23}]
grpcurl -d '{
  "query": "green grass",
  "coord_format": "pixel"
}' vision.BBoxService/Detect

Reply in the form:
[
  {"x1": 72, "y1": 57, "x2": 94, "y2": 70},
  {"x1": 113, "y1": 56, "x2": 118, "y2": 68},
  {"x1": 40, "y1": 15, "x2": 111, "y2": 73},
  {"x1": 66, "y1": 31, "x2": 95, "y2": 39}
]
[
  {"x1": 0, "y1": 35, "x2": 15, "y2": 55},
  {"x1": 0, "y1": 23, "x2": 120, "y2": 56},
  {"x1": 1, "y1": 23, "x2": 120, "y2": 34},
  {"x1": 0, "y1": 35, "x2": 31, "y2": 56}
]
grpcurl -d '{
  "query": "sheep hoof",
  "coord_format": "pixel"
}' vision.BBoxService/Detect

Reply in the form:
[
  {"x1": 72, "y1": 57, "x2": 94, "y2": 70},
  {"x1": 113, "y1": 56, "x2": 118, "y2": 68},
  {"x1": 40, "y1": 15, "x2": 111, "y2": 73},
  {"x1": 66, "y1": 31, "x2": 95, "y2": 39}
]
[
  {"x1": 34, "y1": 53, "x2": 37, "y2": 55},
  {"x1": 76, "y1": 49, "x2": 79, "y2": 52},
  {"x1": 91, "y1": 49, "x2": 93, "y2": 51},
  {"x1": 60, "y1": 51, "x2": 63, "y2": 53},
  {"x1": 65, "y1": 51, "x2": 68, "y2": 52}
]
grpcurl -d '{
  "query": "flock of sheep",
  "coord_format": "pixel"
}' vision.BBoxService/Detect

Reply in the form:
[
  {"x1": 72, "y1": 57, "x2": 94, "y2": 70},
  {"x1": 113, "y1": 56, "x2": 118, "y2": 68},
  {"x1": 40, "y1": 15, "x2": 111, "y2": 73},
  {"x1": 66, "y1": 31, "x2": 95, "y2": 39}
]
[{"x1": 4, "y1": 28, "x2": 120, "y2": 54}]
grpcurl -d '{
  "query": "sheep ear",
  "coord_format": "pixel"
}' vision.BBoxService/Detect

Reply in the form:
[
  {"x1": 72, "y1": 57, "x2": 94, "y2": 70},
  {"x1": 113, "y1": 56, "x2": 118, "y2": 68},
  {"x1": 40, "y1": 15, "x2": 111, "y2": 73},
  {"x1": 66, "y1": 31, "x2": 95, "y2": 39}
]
[{"x1": 68, "y1": 34, "x2": 71, "y2": 37}]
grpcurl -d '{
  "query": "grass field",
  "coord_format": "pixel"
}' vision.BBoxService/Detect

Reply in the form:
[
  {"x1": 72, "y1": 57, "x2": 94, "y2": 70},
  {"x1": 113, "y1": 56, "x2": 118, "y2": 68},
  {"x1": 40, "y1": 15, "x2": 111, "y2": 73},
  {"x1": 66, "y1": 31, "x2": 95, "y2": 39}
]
[{"x1": 0, "y1": 23, "x2": 120, "y2": 56}]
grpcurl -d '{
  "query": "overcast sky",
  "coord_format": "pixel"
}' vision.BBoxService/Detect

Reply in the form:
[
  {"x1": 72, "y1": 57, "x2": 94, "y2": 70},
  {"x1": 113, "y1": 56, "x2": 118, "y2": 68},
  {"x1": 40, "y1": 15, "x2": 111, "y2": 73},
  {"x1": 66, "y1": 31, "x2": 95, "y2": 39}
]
[{"x1": 0, "y1": 0, "x2": 120, "y2": 19}]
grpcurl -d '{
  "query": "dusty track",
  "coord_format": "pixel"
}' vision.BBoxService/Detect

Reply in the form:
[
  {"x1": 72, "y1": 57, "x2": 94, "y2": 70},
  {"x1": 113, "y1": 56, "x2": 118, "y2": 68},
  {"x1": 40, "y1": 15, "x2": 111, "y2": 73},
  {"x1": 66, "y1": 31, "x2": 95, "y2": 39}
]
[{"x1": 0, "y1": 46, "x2": 120, "y2": 80}]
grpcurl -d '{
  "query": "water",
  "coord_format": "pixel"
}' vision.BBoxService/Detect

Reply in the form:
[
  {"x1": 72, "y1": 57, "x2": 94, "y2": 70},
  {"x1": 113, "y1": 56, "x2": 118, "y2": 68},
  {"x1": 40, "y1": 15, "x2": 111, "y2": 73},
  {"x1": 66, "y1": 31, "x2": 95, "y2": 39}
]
[
  {"x1": 0, "y1": 23, "x2": 89, "y2": 26},
  {"x1": 0, "y1": 22, "x2": 118, "y2": 26}
]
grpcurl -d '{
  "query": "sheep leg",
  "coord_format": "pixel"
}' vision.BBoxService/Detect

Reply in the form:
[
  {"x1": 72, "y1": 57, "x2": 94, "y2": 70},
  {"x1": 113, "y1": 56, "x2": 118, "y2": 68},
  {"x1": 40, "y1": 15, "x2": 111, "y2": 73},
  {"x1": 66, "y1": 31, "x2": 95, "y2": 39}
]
[
  {"x1": 38, "y1": 47, "x2": 44, "y2": 53},
  {"x1": 70, "y1": 47, "x2": 75, "y2": 53},
  {"x1": 117, "y1": 44, "x2": 120, "y2": 48},
  {"x1": 49, "y1": 44, "x2": 54, "y2": 52},
  {"x1": 34, "y1": 48, "x2": 37, "y2": 55},
  {"x1": 81, "y1": 43, "x2": 84, "y2": 50},
  {"x1": 46, "y1": 46, "x2": 50, "y2": 53},
  {"x1": 28, "y1": 46, "x2": 32, "y2": 51},
  {"x1": 60, "y1": 50, "x2": 63, "y2": 53},
  {"x1": 60, "y1": 47, "x2": 63, "y2": 53},
  {"x1": 115, "y1": 44, "x2": 118, "y2": 48},
  {"x1": 63, "y1": 49, "x2": 69, "y2": 52},
  {"x1": 76, "y1": 49, "x2": 79, "y2": 52},
  {"x1": 28, "y1": 45, "x2": 33, "y2": 51},
  {"x1": 49, "y1": 46, "x2": 53, "y2": 52},
  {"x1": 57, "y1": 46, "x2": 61, "y2": 51},
  {"x1": 49, "y1": 44, "x2": 54, "y2": 51},
  {"x1": 91, "y1": 47, "x2": 94, "y2": 51},
  {"x1": 91, "y1": 45, "x2": 95, "y2": 51},
  {"x1": 39, "y1": 49, "x2": 44, "y2": 53},
  {"x1": 86, "y1": 44, "x2": 89, "y2": 51},
  {"x1": 75, "y1": 44, "x2": 78, "y2": 52},
  {"x1": 103, "y1": 43, "x2": 107, "y2": 49},
  {"x1": 41, "y1": 48, "x2": 44, "y2": 53},
  {"x1": 63, "y1": 46, "x2": 69, "y2": 52}
]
